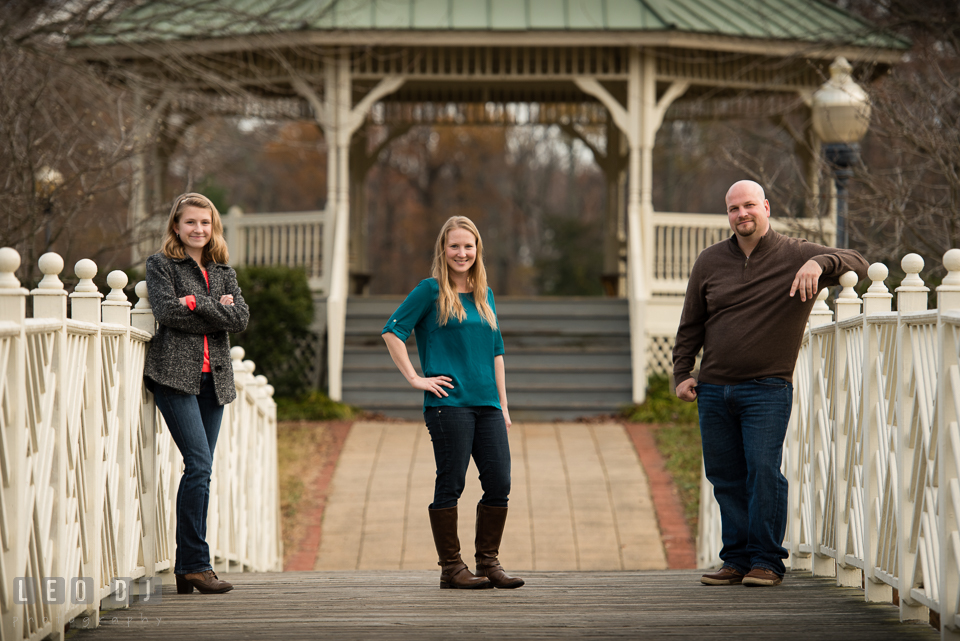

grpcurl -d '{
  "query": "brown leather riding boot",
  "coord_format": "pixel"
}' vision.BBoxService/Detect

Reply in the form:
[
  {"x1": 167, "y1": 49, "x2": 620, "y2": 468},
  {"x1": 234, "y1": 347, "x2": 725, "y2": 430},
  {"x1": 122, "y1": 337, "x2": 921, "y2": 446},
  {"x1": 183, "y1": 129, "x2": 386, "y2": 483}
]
[
  {"x1": 176, "y1": 570, "x2": 233, "y2": 594},
  {"x1": 428, "y1": 507, "x2": 493, "y2": 589},
  {"x1": 474, "y1": 504, "x2": 524, "y2": 589}
]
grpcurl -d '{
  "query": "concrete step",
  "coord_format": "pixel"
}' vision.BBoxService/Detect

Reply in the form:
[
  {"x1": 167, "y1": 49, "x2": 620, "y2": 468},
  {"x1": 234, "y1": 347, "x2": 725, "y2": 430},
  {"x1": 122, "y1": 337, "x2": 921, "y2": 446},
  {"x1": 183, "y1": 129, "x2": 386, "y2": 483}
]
[
  {"x1": 342, "y1": 386, "x2": 630, "y2": 409},
  {"x1": 348, "y1": 316, "x2": 629, "y2": 336},
  {"x1": 349, "y1": 296, "x2": 628, "y2": 317},
  {"x1": 350, "y1": 406, "x2": 617, "y2": 421},
  {"x1": 344, "y1": 368, "x2": 630, "y2": 387},
  {"x1": 344, "y1": 347, "x2": 631, "y2": 369},
  {"x1": 342, "y1": 296, "x2": 633, "y2": 420},
  {"x1": 348, "y1": 333, "x2": 629, "y2": 349}
]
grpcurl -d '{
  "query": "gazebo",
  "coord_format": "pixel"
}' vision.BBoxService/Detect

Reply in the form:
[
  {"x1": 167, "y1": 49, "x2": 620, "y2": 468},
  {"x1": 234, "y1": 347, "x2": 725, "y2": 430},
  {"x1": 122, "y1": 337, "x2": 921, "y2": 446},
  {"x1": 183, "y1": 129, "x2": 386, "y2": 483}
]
[{"x1": 74, "y1": 0, "x2": 905, "y2": 412}]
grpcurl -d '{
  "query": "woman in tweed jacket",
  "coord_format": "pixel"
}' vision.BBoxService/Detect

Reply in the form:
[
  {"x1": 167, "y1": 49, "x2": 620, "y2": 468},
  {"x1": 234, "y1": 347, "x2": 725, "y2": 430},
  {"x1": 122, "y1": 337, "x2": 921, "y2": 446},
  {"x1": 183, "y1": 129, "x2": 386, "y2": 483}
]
[{"x1": 144, "y1": 193, "x2": 249, "y2": 595}]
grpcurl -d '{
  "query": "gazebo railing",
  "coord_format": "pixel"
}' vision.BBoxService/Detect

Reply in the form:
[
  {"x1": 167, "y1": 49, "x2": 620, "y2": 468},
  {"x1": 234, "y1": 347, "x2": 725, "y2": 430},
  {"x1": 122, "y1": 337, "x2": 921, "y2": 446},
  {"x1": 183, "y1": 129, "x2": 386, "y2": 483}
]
[
  {"x1": 0, "y1": 248, "x2": 281, "y2": 641},
  {"x1": 651, "y1": 212, "x2": 836, "y2": 295},
  {"x1": 222, "y1": 208, "x2": 331, "y2": 293},
  {"x1": 698, "y1": 249, "x2": 960, "y2": 633}
]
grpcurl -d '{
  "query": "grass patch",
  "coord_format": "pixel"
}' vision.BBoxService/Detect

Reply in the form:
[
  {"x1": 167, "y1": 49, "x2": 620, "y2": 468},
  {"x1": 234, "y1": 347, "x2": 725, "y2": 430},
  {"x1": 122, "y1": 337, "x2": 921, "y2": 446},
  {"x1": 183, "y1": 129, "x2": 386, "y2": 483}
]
[
  {"x1": 275, "y1": 391, "x2": 360, "y2": 422},
  {"x1": 621, "y1": 374, "x2": 702, "y2": 531},
  {"x1": 276, "y1": 420, "x2": 351, "y2": 566},
  {"x1": 653, "y1": 421, "x2": 702, "y2": 529}
]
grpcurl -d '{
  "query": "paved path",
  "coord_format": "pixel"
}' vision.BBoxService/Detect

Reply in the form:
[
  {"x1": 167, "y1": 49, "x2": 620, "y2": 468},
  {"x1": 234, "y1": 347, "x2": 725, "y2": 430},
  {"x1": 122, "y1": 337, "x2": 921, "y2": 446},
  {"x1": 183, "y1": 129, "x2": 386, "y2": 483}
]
[
  {"x1": 315, "y1": 421, "x2": 668, "y2": 571},
  {"x1": 77, "y1": 570, "x2": 937, "y2": 640}
]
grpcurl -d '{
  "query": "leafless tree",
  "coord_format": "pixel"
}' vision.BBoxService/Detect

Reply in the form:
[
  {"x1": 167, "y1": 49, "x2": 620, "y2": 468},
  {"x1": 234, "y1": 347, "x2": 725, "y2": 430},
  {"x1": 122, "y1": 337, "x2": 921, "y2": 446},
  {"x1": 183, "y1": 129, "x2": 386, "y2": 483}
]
[
  {"x1": 839, "y1": 0, "x2": 960, "y2": 277},
  {"x1": 0, "y1": 0, "x2": 143, "y2": 284},
  {"x1": 1, "y1": 0, "x2": 349, "y2": 284}
]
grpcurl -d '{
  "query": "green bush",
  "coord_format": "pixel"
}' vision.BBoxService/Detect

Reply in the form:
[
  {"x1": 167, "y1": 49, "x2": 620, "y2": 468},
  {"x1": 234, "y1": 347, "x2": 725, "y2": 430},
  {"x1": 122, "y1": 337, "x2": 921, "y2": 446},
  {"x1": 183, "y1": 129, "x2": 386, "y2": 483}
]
[
  {"x1": 535, "y1": 214, "x2": 604, "y2": 296},
  {"x1": 620, "y1": 373, "x2": 699, "y2": 424},
  {"x1": 232, "y1": 265, "x2": 315, "y2": 398},
  {"x1": 275, "y1": 391, "x2": 360, "y2": 421}
]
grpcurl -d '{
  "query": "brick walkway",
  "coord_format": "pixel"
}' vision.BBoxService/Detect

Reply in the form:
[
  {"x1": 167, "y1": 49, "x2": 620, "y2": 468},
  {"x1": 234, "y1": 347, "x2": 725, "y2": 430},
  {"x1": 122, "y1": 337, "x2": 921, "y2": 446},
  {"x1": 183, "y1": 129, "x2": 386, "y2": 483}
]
[{"x1": 314, "y1": 421, "x2": 668, "y2": 571}]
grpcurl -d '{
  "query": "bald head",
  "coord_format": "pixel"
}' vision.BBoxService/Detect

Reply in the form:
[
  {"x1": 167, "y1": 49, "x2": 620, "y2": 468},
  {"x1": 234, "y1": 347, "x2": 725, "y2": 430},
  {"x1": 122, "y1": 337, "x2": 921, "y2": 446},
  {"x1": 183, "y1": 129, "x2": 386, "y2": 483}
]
[
  {"x1": 726, "y1": 180, "x2": 765, "y2": 204},
  {"x1": 725, "y1": 180, "x2": 771, "y2": 241}
]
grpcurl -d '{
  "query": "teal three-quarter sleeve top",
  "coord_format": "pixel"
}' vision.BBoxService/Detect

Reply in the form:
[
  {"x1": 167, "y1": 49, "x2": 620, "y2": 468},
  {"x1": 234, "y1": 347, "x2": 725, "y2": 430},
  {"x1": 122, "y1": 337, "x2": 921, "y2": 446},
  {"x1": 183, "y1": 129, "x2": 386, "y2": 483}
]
[{"x1": 382, "y1": 278, "x2": 505, "y2": 411}]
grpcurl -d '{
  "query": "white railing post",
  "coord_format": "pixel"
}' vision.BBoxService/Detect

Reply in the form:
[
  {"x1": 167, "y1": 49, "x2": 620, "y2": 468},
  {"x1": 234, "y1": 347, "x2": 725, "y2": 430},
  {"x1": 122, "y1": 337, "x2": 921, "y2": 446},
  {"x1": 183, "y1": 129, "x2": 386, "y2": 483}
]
[
  {"x1": 112, "y1": 270, "x2": 160, "y2": 586},
  {"x1": 810, "y1": 288, "x2": 835, "y2": 328},
  {"x1": 68, "y1": 259, "x2": 104, "y2": 624},
  {"x1": 101, "y1": 270, "x2": 145, "y2": 592},
  {"x1": 784, "y1": 334, "x2": 810, "y2": 571},
  {"x1": 0, "y1": 248, "x2": 30, "y2": 641},
  {"x1": 31, "y1": 253, "x2": 68, "y2": 639},
  {"x1": 859, "y1": 262, "x2": 896, "y2": 603},
  {"x1": 896, "y1": 253, "x2": 932, "y2": 622},
  {"x1": 224, "y1": 206, "x2": 245, "y2": 268},
  {"x1": 833, "y1": 271, "x2": 864, "y2": 587},
  {"x1": 264, "y1": 381, "x2": 282, "y2": 571},
  {"x1": 132, "y1": 280, "x2": 177, "y2": 575},
  {"x1": 808, "y1": 288, "x2": 838, "y2": 577},
  {"x1": 937, "y1": 249, "x2": 960, "y2": 639}
]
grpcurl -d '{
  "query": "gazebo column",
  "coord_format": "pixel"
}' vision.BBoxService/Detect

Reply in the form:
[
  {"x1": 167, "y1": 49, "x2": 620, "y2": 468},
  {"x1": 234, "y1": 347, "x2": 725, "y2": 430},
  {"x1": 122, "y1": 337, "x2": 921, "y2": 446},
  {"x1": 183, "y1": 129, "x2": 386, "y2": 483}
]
[
  {"x1": 607, "y1": 126, "x2": 627, "y2": 298},
  {"x1": 349, "y1": 136, "x2": 370, "y2": 295},
  {"x1": 329, "y1": 52, "x2": 352, "y2": 402},
  {"x1": 560, "y1": 119, "x2": 628, "y2": 297},
  {"x1": 292, "y1": 49, "x2": 404, "y2": 400},
  {"x1": 127, "y1": 88, "x2": 174, "y2": 264},
  {"x1": 349, "y1": 123, "x2": 412, "y2": 295},
  {"x1": 576, "y1": 48, "x2": 687, "y2": 404}
]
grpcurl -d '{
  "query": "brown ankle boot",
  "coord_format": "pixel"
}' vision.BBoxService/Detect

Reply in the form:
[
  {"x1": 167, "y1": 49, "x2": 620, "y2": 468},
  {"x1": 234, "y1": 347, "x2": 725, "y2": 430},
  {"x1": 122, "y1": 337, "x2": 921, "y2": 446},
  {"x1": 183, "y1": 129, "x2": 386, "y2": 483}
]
[
  {"x1": 176, "y1": 570, "x2": 233, "y2": 594},
  {"x1": 474, "y1": 504, "x2": 524, "y2": 589},
  {"x1": 428, "y1": 507, "x2": 493, "y2": 590}
]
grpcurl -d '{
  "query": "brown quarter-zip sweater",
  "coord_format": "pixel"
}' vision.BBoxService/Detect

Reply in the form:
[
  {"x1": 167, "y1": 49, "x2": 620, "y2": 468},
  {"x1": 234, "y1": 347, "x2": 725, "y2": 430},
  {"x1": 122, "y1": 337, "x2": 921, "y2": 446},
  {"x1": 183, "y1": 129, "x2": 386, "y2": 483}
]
[{"x1": 673, "y1": 229, "x2": 868, "y2": 386}]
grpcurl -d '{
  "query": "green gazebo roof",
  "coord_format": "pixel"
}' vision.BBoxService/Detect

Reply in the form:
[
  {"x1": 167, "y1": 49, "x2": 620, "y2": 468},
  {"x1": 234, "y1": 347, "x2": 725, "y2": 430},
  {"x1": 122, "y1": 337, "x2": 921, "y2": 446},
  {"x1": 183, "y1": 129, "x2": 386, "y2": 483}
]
[{"x1": 79, "y1": 0, "x2": 907, "y2": 51}]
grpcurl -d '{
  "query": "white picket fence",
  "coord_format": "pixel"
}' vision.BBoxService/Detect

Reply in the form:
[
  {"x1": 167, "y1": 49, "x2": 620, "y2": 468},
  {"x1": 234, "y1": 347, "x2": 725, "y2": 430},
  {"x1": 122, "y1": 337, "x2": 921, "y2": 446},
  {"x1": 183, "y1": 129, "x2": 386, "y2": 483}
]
[
  {"x1": 0, "y1": 248, "x2": 281, "y2": 641},
  {"x1": 698, "y1": 248, "x2": 960, "y2": 635}
]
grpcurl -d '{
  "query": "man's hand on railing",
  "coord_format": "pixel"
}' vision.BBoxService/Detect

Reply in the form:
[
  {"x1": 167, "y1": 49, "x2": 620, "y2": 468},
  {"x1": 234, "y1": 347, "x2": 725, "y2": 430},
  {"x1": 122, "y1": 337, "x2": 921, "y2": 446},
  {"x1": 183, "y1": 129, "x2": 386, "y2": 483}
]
[{"x1": 790, "y1": 259, "x2": 823, "y2": 302}]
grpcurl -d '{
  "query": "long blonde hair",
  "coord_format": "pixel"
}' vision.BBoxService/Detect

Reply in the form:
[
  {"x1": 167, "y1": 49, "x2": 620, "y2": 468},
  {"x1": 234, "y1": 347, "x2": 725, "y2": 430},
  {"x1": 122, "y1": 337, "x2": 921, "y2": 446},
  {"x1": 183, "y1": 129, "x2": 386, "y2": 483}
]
[
  {"x1": 431, "y1": 216, "x2": 497, "y2": 329},
  {"x1": 161, "y1": 193, "x2": 229, "y2": 265}
]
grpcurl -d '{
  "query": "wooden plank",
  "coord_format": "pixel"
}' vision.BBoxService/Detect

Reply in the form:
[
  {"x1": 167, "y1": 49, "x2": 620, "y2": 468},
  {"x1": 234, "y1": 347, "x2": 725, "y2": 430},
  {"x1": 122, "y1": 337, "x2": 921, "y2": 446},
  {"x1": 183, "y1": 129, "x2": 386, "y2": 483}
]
[{"x1": 76, "y1": 570, "x2": 937, "y2": 640}]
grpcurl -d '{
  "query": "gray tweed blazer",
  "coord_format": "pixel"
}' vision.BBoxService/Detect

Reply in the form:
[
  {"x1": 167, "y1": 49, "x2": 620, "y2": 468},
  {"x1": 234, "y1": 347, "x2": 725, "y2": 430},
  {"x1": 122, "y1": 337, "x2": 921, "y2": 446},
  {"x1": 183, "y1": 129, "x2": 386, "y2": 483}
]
[{"x1": 144, "y1": 252, "x2": 250, "y2": 405}]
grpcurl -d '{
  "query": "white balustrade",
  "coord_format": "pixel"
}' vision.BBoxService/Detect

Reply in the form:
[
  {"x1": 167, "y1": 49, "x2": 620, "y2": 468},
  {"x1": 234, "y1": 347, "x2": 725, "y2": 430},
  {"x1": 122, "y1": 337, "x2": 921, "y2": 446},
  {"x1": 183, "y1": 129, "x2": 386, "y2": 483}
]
[
  {"x1": 698, "y1": 248, "x2": 960, "y2": 638},
  {"x1": 222, "y1": 207, "x2": 330, "y2": 293},
  {"x1": 651, "y1": 212, "x2": 837, "y2": 295},
  {"x1": 0, "y1": 249, "x2": 281, "y2": 641}
]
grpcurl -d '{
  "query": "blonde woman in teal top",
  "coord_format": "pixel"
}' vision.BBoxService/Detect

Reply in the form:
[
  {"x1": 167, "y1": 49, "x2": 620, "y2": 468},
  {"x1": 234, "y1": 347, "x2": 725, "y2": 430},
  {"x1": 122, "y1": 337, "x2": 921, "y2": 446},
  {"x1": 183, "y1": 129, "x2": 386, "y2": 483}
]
[{"x1": 382, "y1": 216, "x2": 523, "y2": 590}]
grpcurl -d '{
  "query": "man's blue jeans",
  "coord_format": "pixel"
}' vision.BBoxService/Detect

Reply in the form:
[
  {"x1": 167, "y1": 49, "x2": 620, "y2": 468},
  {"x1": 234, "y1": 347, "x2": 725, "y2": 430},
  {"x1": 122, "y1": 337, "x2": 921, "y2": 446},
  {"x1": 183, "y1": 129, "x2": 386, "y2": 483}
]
[
  {"x1": 153, "y1": 372, "x2": 224, "y2": 574},
  {"x1": 696, "y1": 378, "x2": 793, "y2": 576},
  {"x1": 423, "y1": 406, "x2": 511, "y2": 510}
]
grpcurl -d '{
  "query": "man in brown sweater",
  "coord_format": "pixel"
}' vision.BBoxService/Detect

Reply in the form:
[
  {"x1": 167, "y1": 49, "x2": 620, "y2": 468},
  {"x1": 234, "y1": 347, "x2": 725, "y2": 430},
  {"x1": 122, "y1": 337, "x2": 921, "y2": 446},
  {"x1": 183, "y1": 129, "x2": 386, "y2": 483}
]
[{"x1": 674, "y1": 180, "x2": 868, "y2": 587}]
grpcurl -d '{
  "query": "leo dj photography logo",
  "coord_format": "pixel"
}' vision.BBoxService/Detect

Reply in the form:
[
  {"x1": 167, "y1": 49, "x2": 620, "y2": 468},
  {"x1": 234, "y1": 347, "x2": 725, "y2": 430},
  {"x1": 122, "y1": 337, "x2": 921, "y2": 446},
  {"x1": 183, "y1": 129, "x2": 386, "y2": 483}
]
[{"x1": 14, "y1": 576, "x2": 163, "y2": 608}]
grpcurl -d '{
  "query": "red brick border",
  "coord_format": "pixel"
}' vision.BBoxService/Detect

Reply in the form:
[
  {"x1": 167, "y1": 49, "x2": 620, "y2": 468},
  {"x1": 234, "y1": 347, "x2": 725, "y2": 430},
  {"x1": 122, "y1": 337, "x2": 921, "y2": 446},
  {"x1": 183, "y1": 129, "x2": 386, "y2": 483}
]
[
  {"x1": 623, "y1": 422, "x2": 697, "y2": 569},
  {"x1": 284, "y1": 421, "x2": 353, "y2": 572}
]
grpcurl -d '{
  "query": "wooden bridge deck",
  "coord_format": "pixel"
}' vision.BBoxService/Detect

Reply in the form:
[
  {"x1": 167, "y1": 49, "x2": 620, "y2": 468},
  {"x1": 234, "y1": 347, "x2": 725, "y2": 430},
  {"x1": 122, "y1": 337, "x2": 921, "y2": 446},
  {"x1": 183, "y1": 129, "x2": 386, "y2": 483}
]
[{"x1": 74, "y1": 570, "x2": 936, "y2": 640}]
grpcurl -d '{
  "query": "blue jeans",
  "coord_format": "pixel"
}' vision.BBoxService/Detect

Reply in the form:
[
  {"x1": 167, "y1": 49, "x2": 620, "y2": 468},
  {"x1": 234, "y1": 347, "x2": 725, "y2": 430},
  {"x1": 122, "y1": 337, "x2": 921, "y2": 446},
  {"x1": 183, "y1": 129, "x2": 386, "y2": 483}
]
[
  {"x1": 696, "y1": 378, "x2": 793, "y2": 576},
  {"x1": 153, "y1": 372, "x2": 224, "y2": 574},
  {"x1": 423, "y1": 406, "x2": 511, "y2": 510}
]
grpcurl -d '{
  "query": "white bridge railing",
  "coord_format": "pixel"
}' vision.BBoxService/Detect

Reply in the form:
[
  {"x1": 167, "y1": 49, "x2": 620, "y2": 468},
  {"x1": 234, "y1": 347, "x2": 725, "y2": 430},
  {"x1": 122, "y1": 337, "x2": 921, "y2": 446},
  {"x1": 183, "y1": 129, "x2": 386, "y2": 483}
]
[
  {"x1": 0, "y1": 248, "x2": 281, "y2": 641},
  {"x1": 698, "y1": 248, "x2": 960, "y2": 636}
]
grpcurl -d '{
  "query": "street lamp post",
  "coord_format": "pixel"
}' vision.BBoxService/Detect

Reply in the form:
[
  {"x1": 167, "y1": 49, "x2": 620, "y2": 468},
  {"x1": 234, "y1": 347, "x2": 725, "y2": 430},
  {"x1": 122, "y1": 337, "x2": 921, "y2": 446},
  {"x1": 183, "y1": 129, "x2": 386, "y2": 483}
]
[
  {"x1": 811, "y1": 57, "x2": 871, "y2": 249},
  {"x1": 34, "y1": 166, "x2": 64, "y2": 251}
]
